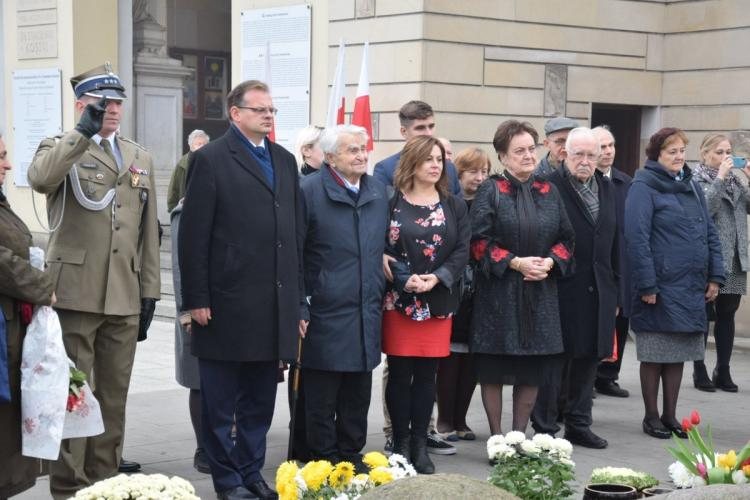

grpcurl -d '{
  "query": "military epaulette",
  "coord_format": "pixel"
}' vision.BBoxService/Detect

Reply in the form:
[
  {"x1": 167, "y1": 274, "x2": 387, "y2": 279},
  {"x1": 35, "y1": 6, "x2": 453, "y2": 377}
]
[{"x1": 119, "y1": 136, "x2": 148, "y2": 151}]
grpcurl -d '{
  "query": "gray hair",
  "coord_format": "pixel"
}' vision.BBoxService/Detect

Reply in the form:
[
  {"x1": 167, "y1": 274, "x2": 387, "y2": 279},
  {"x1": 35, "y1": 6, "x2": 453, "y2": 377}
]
[
  {"x1": 319, "y1": 125, "x2": 369, "y2": 155},
  {"x1": 187, "y1": 129, "x2": 209, "y2": 147},
  {"x1": 591, "y1": 125, "x2": 615, "y2": 144},
  {"x1": 293, "y1": 125, "x2": 325, "y2": 169},
  {"x1": 565, "y1": 127, "x2": 601, "y2": 155}
]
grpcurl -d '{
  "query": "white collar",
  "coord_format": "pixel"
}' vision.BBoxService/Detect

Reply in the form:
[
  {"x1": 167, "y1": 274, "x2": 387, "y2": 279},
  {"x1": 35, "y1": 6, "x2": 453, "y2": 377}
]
[{"x1": 93, "y1": 134, "x2": 116, "y2": 149}]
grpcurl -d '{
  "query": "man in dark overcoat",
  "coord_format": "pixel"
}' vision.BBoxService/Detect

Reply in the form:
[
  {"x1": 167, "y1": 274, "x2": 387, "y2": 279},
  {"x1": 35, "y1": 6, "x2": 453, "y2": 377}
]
[
  {"x1": 592, "y1": 126, "x2": 633, "y2": 398},
  {"x1": 298, "y1": 124, "x2": 388, "y2": 470},
  {"x1": 179, "y1": 80, "x2": 302, "y2": 500},
  {"x1": 535, "y1": 127, "x2": 618, "y2": 449}
]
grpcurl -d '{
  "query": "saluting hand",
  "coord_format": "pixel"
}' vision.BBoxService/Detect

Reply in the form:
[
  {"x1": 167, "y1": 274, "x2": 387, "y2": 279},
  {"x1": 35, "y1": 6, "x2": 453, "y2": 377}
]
[{"x1": 75, "y1": 97, "x2": 107, "y2": 139}]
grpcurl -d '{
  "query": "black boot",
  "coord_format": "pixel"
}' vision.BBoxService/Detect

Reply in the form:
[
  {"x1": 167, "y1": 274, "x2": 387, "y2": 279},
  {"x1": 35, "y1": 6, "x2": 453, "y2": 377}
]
[
  {"x1": 713, "y1": 366, "x2": 738, "y2": 392},
  {"x1": 693, "y1": 361, "x2": 715, "y2": 392},
  {"x1": 391, "y1": 436, "x2": 411, "y2": 461},
  {"x1": 410, "y1": 435, "x2": 435, "y2": 474}
]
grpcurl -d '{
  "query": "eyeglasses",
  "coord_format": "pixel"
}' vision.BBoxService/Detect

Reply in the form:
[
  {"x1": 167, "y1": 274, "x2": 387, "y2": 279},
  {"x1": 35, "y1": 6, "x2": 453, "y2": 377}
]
[
  {"x1": 236, "y1": 106, "x2": 278, "y2": 115},
  {"x1": 569, "y1": 151, "x2": 599, "y2": 162}
]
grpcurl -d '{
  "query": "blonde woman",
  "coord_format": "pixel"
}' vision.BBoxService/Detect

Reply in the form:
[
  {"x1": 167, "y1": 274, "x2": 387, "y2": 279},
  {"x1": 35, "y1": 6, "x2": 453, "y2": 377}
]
[
  {"x1": 294, "y1": 125, "x2": 325, "y2": 175},
  {"x1": 691, "y1": 133, "x2": 750, "y2": 393}
]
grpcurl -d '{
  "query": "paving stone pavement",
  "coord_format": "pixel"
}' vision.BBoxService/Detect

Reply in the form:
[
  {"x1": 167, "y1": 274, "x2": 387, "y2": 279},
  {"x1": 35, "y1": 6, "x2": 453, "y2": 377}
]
[{"x1": 18, "y1": 320, "x2": 750, "y2": 499}]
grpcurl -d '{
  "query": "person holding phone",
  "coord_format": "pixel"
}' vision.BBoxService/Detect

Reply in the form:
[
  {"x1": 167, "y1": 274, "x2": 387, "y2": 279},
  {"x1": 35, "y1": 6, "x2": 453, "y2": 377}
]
[{"x1": 690, "y1": 133, "x2": 750, "y2": 393}]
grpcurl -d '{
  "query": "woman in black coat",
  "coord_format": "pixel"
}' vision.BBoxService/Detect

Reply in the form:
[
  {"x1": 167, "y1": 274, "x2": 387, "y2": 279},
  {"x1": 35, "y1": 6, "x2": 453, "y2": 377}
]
[
  {"x1": 470, "y1": 120, "x2": 574, "y2": 435},
  {"x1": 298, "y1": 125, "x2": 389, "y2": 467}
]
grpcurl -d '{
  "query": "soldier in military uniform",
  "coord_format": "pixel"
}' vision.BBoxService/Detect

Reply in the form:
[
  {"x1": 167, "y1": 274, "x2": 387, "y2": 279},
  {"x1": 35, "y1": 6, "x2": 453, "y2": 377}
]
[{"x1": 27, "y1": 63, "x2": 160, "y2": 499}]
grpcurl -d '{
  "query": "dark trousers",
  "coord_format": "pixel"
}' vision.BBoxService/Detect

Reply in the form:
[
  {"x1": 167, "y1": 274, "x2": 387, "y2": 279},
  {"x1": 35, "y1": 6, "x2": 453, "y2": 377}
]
[
  {"x1": 596, "y1": 314, "x2": 629, "y2": 382},
  {"x1": 705, "y1": 294, "x2": 741, "y2": 367},
  {"x1": 532, "y1": 356, "x2": 599, "y2": 434},
  {"x1": 385, "y1": 355, "x2": 439, "y2": 440},
  {"x1": 199, "y1": 358, "x2": 278, "y2": 493},
  {"x1": 303, "y1": 368, "x2": 372, "y2": 462}
]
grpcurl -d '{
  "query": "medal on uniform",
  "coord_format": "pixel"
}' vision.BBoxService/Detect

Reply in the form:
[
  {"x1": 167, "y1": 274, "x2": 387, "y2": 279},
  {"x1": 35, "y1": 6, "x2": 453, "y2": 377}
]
[{"x1": 131, "y1": 173, "x2": 140, "y2": 187}]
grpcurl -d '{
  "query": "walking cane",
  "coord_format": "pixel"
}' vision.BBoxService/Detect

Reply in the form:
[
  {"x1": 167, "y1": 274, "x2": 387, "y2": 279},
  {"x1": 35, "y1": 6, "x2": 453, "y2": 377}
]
[{"x1": 286, "y1": 334, "x2": 304, "y2": 461}]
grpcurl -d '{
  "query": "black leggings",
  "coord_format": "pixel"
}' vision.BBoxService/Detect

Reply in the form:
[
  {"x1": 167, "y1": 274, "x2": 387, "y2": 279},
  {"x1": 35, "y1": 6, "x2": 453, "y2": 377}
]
[
  {"x1": 704, "y1": 294, "x2": 741, "y2": 367},
  {"x1": 385, "y1": 355, "x2": 439, "y2": 440}
]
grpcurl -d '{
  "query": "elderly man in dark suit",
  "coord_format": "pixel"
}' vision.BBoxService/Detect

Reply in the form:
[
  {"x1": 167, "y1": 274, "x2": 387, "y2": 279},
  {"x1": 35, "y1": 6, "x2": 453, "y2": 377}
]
[
  {"x1": 179, "y1": 80, "x2": 302, "y2": 500},
  {"x1": 592, "y1": 126, "x2": 633, "y2": 398},
  {"x1": 535, "y1": 127, "x2": 618, "y2": 449}
]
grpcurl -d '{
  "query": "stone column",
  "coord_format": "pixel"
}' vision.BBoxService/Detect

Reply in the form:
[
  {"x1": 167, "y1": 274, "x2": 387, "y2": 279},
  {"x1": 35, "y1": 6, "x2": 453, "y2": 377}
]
[{"x1": 132, "y1": 0, "x2": 192, "y2": 222}]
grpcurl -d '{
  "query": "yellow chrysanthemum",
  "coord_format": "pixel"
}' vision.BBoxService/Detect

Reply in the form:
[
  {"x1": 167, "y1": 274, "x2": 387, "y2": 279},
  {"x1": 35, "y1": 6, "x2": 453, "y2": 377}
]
[
  {"x1": 328, "y1": 461, "x2": 355, "y2": 489},
  {"x1": 368, "y1": 467, "x2": 393, "y2": 485},
  {"x1": 275, "y1": 461, "x2": 299, "y2": 500},
  {"x1": 362, "y1": 451, "x2": 389, "y2": 469},
  {"x1": 718, "y1": 450, "x2": 737, "y2": 470},
  {"x1": 354, "y1": 473, "x2": 369, "y2": 482},
  {"x1": 301, "y1": 460, "x2": 333, "y2": 491}
]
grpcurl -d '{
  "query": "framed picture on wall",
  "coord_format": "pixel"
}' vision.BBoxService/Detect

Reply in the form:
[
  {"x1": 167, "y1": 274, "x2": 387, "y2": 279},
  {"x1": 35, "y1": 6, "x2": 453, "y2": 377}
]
[
  {"x1": 182, "y1": 54, "x2": 198, "y2": 119},
  {"x1": 204, "y1": 90, "x2": 225, "y2": 120},
  {"x1": 204, "y1": 57, "x2": 226, "y2": 91}
]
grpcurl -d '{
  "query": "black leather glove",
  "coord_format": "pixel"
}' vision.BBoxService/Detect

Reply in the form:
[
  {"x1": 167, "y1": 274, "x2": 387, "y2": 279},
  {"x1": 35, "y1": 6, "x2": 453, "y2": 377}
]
[
  {"x1": 75, "y1": 98, "x2": 107, "y2": 138},
  {"x1": 138, "y1": 298, "x2": 157, "y2": 342}
]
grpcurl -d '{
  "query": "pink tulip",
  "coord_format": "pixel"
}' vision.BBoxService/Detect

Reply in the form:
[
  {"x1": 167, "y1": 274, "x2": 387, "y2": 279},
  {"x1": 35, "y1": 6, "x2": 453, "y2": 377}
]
[{"x1": 696, "y1": 462, "x2": 707, "y2": 478}]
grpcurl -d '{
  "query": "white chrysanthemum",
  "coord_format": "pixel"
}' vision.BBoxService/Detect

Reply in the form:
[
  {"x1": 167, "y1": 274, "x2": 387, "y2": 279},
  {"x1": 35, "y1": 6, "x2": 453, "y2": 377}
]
[
  {"x1": 732, "y1": 470, "x2": 748, "y2": 485},
  {"x1": 550, "y1": 437, "x2": 573, "y2": 457},
  {"x1": 487, "y1": 434, "x2": 506, "y2": 448},
  {"x1": 668, "y1": 461, "x2": 695, "y2": 489},
  {"x1": 488, "y1": 443, "x2": 516, "y2": 460},
  {"x1": 520, "y1": 440, "x2": 541, "y2": 455},
  {"x1": 531, "y1": 433, "x2": 554, "y2": 450},
  {"x1": 295, "y1": 470, "x2": 308, "y2": 491},
  {"x1": 560, "y1": 457, "x2": 576, "y2": 468},
  {"x1": 388, "y1": 453, "x2": 409, "y2": 468},
  {"x1": 504, "y1": 431, "x2": 526, "y2": 445}
]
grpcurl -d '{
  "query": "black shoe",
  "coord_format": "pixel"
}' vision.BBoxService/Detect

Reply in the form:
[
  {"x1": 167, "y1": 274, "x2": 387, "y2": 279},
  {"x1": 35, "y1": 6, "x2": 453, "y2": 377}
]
[
  {"x1": 410, "y1": 436, "x2": 435, "y2": 474},
  {"x1": 713, "y1": 366, "x2": 739, "y2": 392},
  {"x1": 426, "y1": 431, "x2": 456, "y2": 455},
  {"x1": 118, "y1": 459, "x2": 141, "y2": 473},
  {"x1": 661, "y1": 418, "x2": 688, "y2": 439},
  {"x1": 693, "y1": 362, "x2": 716, "y2": 392},
  {"x1": 246, "y1": 479, "x2": 277, "y2": 499},
  {"x1": 383, "y1": 437, "x2": 393, "y2": 453},
  {"x1": 595, "y1": 380, "x2": 630, "y2": 398},
  {"x1": 391, "y1": 436, "x2": 411, "y2": 461},
  {"x1": 642, "y1": 418, "x2": 671, "y2": 439},
  {"x1": 218, "y1": 486, "x2": 258, "y2": 500},
  {"x1": 564, "y1": 428, "x2": 608, "y2": 449},
  {"x1": 194, "y1": 447, "x2": 211, "y2": 474}
]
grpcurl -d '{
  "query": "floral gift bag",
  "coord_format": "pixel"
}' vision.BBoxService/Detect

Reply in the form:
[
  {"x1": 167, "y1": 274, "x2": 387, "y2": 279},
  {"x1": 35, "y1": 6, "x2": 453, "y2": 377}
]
[
  {"x1": 20, "y1": 305, "x2": 69, "y2": 459},
  {"x1": 62, "y1": 360, "x2": 104, "y2": 439}
]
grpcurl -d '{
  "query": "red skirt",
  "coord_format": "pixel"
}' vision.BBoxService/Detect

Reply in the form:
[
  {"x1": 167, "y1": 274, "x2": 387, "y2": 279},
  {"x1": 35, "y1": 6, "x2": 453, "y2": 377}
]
[{"x1": 381, "y1": 310, "x2": 451, "y2": 357}]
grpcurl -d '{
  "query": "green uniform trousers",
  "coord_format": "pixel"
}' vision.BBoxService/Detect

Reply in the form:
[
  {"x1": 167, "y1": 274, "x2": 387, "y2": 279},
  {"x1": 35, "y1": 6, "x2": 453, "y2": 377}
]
[{"x1": 49, "y1": 309, "x2": 139, "y2": 500}]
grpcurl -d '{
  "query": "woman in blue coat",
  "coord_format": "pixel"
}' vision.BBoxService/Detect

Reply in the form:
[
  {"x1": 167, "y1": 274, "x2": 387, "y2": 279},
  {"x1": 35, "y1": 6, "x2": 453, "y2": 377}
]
[
  {"x1": 298, "y1": 124, "x2": 389, "y2": 469},
  {"x1": 625, "y1": 128, "x2": 724, "y2": 439}
]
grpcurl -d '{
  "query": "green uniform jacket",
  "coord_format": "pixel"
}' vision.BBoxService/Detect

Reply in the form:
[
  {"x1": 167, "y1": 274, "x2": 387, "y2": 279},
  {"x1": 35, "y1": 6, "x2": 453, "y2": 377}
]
[
  {"x1": 28, "y1": 130, "x2": 161, "y2": 315},
  {"x1": 0, "y1": 194, "x2": 54, "y2": 498},
  {"x1": 166, "y1": 152, "x2": 189, "y2": 213}
]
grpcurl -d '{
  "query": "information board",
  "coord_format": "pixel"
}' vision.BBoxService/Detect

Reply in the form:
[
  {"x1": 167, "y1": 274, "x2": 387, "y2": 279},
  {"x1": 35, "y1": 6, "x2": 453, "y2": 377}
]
[
  {"x1": 12, "y1": 68, "x2": 62, "y2": 187},
  {"x1": 241, "y1": 4, "x2": 311, "y2": 153}
]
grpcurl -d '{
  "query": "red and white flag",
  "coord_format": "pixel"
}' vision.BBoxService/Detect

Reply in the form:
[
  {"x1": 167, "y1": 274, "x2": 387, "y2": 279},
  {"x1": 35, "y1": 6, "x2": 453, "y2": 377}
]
[
  {"x1": 326, "y1": 39, "x2": 346, "y2": 128},
  {"x1": 351, "y1": 41, "x2": 374, "y2": 163},
  {"x1": 264, "y1": 40, "x2": 276, "y2": 142}
]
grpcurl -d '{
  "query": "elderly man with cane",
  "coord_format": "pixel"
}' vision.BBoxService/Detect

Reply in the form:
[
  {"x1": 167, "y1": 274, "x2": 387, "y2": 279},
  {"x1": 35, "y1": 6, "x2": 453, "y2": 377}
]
[{"x1": 296, "y1": 124, "x2": 388, "y2": 472}]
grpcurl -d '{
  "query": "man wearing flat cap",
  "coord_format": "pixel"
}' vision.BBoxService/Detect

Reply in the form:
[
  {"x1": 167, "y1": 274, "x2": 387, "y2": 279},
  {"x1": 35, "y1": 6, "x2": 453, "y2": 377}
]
[
  {"x1": 28, "y1": 63, "x2": 160, "y2": 499},
  {"x1": 534, "y1": 116, "x2": 579, "y2": 178}
]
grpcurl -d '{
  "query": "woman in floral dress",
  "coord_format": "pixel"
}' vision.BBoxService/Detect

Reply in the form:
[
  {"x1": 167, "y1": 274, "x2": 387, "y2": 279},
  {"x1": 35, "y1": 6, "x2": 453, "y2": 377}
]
[{"x1": 382, "y1": 136, "x2": 470, "y2": 474}]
